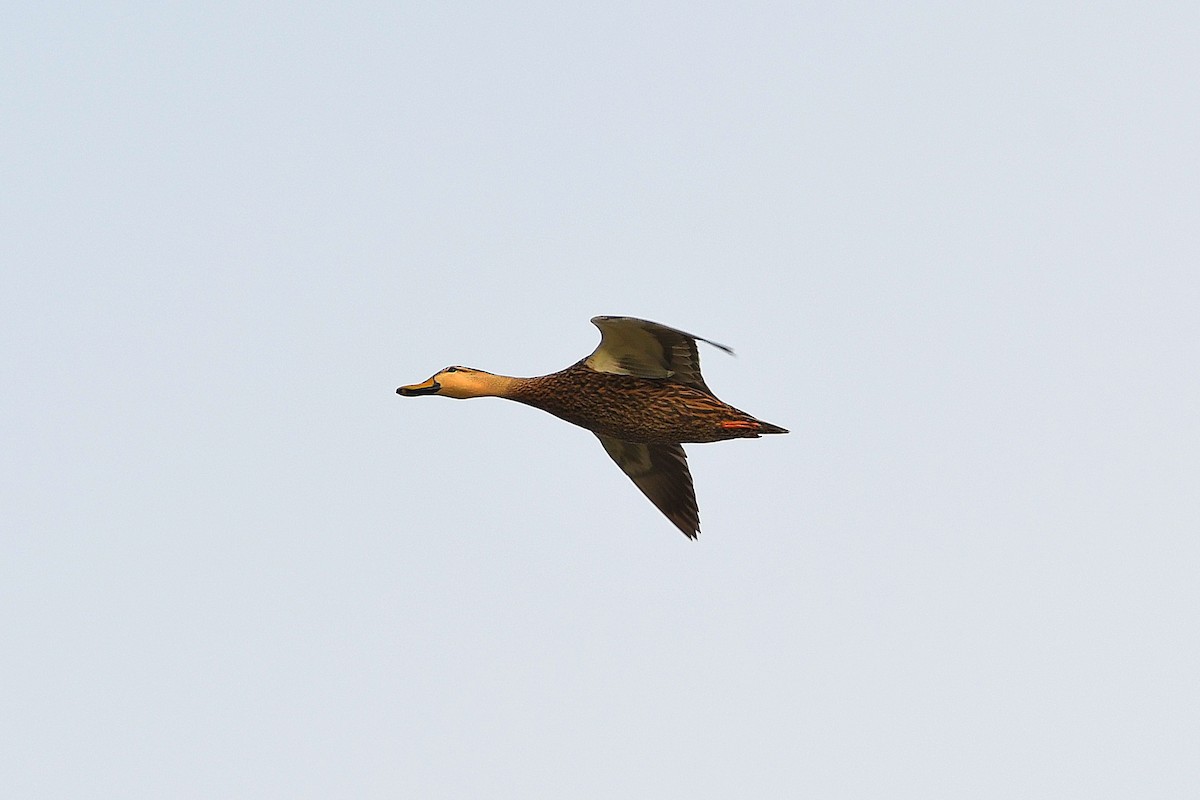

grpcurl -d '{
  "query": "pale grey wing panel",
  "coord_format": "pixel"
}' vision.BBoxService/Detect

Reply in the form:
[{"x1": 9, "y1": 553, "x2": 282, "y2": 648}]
[
  {"x1": 584, "y1": 316, "x2": 673, "y2": 379},
  {"x1": 584, "y1": 316, "x2": 732, "y2": 393},
  {"x1": 595, "y1": 433, "x2": 699, "y2": 538}
]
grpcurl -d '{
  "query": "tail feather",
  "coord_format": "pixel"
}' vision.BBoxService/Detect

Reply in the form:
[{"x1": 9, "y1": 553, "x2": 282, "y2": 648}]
[{"x1": 757, "y1": 420, "x2": 788, "y2": 435}]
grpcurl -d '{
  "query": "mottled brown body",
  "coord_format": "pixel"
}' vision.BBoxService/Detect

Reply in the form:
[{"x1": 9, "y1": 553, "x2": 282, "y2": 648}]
[{"x1": 509, "y1": 360, "x2": 782, "y2": 444}]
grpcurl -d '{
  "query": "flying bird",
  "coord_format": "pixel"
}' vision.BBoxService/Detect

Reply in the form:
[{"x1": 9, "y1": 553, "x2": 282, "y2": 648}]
[{"x1": 396, "y1": 316, "x2": 787, "y2": 538}]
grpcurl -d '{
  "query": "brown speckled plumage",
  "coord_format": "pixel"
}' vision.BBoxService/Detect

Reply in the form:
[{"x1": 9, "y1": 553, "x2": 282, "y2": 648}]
[
  {"x1": 510, "y1": 359, "x2": 785, "y2": 444},
  {"x1": 397, "y1": 316, "x2": 787, "y2": 539}
]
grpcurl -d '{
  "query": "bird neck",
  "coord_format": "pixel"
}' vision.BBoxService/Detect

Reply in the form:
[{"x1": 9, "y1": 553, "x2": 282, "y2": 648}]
[{"x1": 455, "y1": 371, "x2": 526, "y2": 399}]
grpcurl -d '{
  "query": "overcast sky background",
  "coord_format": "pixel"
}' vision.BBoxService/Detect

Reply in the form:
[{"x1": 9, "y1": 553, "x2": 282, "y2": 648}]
[{"x1": 3, "y1": 3, "x2": 1198, "y2": 798}]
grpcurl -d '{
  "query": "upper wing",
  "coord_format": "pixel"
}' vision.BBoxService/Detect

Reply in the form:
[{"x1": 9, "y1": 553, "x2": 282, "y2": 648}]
[
  {"x1": 595, "y1": 433, "x2": 700, "y2": 539},
  {"x1": 584, "y1": 315, "x2": 732, "y2": 394}
]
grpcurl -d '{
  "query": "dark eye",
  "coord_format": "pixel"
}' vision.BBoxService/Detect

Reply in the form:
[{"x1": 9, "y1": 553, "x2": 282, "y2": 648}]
[{"x1": 445, "y1": 366, "x2": 458, "y2": 373}]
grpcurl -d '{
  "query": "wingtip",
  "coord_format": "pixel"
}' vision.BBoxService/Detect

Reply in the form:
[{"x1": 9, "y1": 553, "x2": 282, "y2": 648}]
[{"x1": 709, "y1": 340, "x2": 735, "y2": 356}]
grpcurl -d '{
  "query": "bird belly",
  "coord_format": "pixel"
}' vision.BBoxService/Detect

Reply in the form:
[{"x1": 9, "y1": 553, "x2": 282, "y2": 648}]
[{"x1": 526, "y1": 386, "x2": 757, "y2": 444}]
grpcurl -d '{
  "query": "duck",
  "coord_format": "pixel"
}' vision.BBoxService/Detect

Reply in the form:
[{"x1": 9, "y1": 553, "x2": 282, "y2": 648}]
[{"x1": 396, "y1": 316, "x2": 787, "y2": 539}]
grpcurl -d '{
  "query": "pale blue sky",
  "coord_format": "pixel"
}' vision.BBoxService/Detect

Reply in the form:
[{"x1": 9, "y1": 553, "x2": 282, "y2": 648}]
[{"x1": 3, "y1": 3, "x2": 1198, "y2": 797}]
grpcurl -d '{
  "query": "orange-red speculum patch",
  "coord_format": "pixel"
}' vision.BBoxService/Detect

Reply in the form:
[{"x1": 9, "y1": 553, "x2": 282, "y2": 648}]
[{"x1": 720, "y1": 420, "x2": 759, "y2": 431}]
